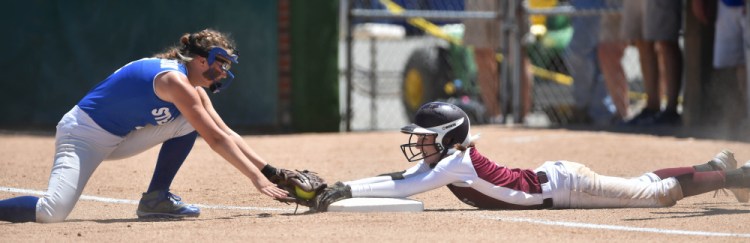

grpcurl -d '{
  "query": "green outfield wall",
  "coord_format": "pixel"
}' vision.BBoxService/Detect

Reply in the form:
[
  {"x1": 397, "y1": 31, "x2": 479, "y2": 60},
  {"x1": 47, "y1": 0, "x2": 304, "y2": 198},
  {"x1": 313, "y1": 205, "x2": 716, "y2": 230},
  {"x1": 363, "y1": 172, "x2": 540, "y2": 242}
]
[
  {"x1": 0, "y1": 1, "x2": 340, "y2": 132},
  {"x1": 290, "y1": 0, "x2": 341, "y2": 132}
]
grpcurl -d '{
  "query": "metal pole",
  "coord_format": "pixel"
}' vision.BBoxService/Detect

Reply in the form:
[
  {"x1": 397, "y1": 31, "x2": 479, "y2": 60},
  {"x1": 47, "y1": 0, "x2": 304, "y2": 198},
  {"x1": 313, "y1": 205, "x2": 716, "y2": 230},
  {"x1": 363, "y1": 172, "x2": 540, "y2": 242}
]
[
  {"x1": 746, "y1": 1, "x2": 750, "y2": 119},
  {"x1": 344, "y1": 0, "x2": 353, "y2": 132},
  {"x1": 370, "y1": 36, "x2": 378, "y2": 129},
  {"x1": 351, "y1": 9, "x2": 498, "y2": 20},
  {"x1": 499, "y1": 0, "x2": 512, "y2": 122},
  {"x1": 512, "y1": 0, "x2": 524, "y2": 124}
]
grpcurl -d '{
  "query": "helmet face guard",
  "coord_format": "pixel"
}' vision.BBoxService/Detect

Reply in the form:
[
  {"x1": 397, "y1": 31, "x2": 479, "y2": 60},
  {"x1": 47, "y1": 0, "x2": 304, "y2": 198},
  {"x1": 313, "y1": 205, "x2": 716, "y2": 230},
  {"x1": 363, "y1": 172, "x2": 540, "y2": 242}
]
[
  {"x1": 399, "y1": 102, "x2": 472, "y2": 163},
  {"x1": 400, "y1": 133, "x2": 444, "y2": 162}
]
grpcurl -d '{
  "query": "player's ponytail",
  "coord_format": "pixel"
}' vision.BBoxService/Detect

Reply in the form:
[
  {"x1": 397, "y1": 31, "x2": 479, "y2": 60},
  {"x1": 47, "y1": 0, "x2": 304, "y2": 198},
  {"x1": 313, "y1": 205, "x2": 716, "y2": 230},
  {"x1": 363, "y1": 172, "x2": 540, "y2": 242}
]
[{"x1": 153, "y1": 29, "x2": 236, "y2": 62}]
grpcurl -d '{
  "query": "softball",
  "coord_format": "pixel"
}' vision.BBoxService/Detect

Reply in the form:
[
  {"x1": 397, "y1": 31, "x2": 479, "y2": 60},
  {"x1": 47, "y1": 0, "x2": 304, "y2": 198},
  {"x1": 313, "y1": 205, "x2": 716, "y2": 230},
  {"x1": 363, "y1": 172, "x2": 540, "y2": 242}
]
[{"x1": 295, "y1": 186, "x2": 316, "y2": 200}]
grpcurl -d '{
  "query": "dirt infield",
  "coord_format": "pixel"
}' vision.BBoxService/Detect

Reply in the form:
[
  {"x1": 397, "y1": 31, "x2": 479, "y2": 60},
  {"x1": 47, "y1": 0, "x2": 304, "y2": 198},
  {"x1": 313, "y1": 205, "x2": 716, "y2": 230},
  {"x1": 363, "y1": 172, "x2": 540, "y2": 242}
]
[{"x1": 2, "y1": 126, "x2": 750, "y2": 242}]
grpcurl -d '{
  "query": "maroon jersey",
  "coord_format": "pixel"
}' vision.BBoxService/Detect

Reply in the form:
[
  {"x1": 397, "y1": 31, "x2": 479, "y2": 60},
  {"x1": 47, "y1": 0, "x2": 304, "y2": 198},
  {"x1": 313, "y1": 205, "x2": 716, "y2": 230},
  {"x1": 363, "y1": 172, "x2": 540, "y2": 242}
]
[{"x1": 446, "y1": 148, "x2": 546, "y2": 209}]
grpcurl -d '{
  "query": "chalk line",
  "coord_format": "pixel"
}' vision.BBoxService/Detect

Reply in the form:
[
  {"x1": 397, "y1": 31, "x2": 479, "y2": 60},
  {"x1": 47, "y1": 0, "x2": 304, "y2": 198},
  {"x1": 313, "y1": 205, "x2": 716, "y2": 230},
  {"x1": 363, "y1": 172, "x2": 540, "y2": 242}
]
[
  {"x1": 4, "y1": 186, "x2": 748, "y2": 238},
  {"x1": 0, "y1": 186, "x2": 293, "y2": 212},
  {"x1": 479, "y1": 215, "x2": 750, "y2": 238}
]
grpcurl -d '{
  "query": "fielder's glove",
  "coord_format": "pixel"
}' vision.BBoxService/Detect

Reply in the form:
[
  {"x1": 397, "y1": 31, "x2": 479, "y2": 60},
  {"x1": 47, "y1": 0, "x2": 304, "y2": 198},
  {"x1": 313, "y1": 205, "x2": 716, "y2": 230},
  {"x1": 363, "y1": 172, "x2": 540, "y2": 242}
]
[
  {"x1": 313, "y1": 181, "x2": 352, "y2": 212},
  {"x1": 270, "y1": 169, "x2": 327, "y2": 208}
]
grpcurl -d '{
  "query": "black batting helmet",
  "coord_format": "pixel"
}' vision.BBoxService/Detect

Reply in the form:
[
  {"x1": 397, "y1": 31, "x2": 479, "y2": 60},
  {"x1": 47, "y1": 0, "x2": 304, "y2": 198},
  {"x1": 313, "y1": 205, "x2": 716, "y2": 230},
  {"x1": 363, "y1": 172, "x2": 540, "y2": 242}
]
[{"x1": 400, "y1": 102, "x2": 472, "y2": 162}]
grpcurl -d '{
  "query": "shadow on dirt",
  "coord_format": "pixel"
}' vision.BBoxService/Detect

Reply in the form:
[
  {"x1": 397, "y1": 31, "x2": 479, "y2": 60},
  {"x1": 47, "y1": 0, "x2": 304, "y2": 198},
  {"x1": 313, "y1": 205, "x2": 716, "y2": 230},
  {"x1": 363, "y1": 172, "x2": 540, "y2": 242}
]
[
  {"x1": 623, "y1": 207, "x2": 750, "y2": 221},
  {"x1": 66, "y1": 212, "x2": 280, "y2": 224},
  {"x1": 67, "y1": 217, "x2": 193, "y2": 224},
  {"x1": 424, "y1": 208, "x2": 480, "y2": 212}
]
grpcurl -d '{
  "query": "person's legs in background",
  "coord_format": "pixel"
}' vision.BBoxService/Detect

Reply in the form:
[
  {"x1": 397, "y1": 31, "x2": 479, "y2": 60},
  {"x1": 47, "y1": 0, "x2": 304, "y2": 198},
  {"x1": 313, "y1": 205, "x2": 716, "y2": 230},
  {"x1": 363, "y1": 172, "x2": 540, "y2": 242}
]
[
  {"x1": 621, "y1": 0, "x2": 661, "y2": 125},
  {"x1": 598, "y1": 41, "x2": 629, "y2": 121},
  {"x1": 597, "y1": 9, "x2": 630, "y2": 122},
  {"x1": 653, "y1": 40, "x2": 683, "y2": 124},
  {"x1": 693, "y1": 0, "x2": 750, "y2": 133},
  {"x1": 463, "y1": 0, "x2": 503, "y2": 123},
  {"x1": 567, "y1": 0, "x2": 616, "y2": 125},
  {"x1": 473, "y1": 48, "x2": 502, "y2": 122},
  {"x1": 713, "y1": 1, "x2": 749, "y2": 128},
  {"x1": 628, "y1": 40, "x2": 661, "y2": 124},
  {"x1": 646, "y1": 0, "x2": 683, "y2": 125}
]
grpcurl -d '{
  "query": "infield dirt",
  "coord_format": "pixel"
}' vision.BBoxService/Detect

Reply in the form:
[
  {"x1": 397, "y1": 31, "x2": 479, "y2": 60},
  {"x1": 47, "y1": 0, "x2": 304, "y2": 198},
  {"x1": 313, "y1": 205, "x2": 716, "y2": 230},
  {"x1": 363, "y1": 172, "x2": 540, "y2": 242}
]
[{"x1": 2, "y1": 126, "x2": 750, "y2": 242}]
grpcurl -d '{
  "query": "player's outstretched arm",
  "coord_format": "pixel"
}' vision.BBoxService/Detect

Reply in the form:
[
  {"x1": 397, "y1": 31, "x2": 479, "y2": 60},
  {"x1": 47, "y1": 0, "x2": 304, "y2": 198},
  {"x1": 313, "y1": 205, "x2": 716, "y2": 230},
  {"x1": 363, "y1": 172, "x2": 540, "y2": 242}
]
[
  {"x1": 154, "y1": 71, "x2": 287, "y2": 199},
  {"x1": 196, "y1": 87, "x2": 271, "y2": 171}
]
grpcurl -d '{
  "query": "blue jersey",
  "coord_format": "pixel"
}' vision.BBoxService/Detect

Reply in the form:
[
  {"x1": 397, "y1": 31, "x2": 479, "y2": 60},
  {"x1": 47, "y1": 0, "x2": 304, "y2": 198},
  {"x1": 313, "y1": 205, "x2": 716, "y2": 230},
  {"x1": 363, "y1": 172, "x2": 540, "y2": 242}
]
[{"x1": 77, "y1": 58, "x2": 187, "y2": 137}]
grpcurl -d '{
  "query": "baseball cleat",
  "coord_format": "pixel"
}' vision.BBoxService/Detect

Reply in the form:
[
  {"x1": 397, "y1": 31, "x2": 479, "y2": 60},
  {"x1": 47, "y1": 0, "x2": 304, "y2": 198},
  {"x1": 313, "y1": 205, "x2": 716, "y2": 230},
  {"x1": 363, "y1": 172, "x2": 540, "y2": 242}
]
[
  {"x1": 136, "y1": 190, "x2": 200, "y2": 218},
  {"x1": 736, "y1": 161, "x2": 750, "y2": 203},
  {"x1": 709, "y1": 150, "x2": 736, "y2": 171},
  {"x1": 711, "y1": 150, "x2": 749, "y2": 203}
]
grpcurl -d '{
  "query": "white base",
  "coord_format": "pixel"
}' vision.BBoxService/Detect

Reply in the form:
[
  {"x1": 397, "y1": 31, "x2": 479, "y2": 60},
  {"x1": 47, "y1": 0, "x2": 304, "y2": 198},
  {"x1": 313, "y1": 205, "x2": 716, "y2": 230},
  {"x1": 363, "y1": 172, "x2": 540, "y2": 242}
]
[{"x1": 327, "y1": 198, "x2": 424, "y2": 212}]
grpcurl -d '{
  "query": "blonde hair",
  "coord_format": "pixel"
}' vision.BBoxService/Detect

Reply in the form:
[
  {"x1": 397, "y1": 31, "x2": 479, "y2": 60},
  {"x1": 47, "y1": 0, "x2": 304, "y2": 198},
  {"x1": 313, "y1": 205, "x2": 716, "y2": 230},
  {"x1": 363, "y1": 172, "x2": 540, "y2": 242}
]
[{"x1": 153, "y1": 29, "x2": 237, "y2": 62}]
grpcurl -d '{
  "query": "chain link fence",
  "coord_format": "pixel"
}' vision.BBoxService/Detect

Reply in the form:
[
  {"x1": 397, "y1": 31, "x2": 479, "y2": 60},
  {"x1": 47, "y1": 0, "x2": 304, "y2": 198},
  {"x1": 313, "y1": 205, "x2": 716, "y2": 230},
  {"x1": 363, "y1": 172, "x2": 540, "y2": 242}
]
[
  {"x1": 340, "y1": 0, "x2": 644, "y2": 131},
  {"x1": 338, "y1": 35, "x2": 446, "y2": 131},
  {"x1": 523, "y1": 0, "x2": 644, "y2": 126}
]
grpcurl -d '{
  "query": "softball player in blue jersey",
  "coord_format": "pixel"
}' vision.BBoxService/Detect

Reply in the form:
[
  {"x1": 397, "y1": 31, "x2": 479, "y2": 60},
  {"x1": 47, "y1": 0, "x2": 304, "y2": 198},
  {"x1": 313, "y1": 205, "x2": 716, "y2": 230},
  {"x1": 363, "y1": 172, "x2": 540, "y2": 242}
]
[{"x1": 0, "y1": 29, "x2": 289, "y2": 223}]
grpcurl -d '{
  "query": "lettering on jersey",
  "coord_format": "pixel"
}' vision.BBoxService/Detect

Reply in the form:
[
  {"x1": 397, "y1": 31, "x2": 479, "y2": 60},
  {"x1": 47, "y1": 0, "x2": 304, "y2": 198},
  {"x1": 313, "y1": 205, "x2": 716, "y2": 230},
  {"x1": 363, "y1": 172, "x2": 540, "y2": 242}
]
[
  {"x1": 152, "y1": 107, "x2": 175, "y2": 125},
  {"x1": 160, "y1": 59, "x2": 179, "y2": 70}
]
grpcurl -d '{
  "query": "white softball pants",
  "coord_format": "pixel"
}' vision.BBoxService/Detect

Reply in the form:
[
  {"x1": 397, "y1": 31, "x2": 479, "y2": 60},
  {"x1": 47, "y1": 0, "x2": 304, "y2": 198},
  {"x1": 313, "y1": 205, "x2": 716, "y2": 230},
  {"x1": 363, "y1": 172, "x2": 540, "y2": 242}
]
[
  {"x1": 36, "y1": 106, "x2": 195, "y2": 223},
  {"x1": 535, "y1": 161, "x2": 684, "y2": 209}
]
